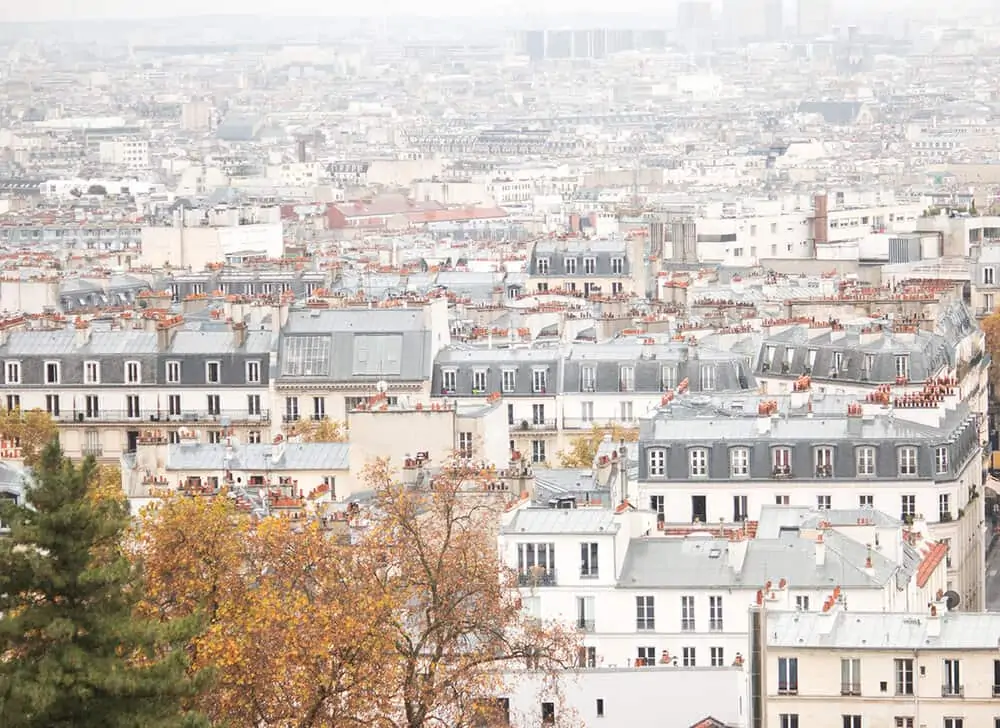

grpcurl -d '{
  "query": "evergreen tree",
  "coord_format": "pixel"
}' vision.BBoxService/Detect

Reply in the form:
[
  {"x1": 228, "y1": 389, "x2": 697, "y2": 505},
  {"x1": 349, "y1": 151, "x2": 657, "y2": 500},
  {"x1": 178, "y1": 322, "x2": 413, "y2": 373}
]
[{"x1": 0, "y1": 442, "x2": 208, "y2": 728}]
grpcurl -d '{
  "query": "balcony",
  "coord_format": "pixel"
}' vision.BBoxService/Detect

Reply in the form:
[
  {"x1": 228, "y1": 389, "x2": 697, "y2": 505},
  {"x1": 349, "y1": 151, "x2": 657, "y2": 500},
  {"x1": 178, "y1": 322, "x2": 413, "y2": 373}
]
[
  {"x1": 81, "y1": 445, "x2": 103, "y2": 457},
  {"x1": 709, "y1": 620, "x2": 724, "y2": 632},
  {"x1": 576, "y1": 619, "x2": 595, "y2": 633},
  {"x1": 993, "y1": 684, "x2": 1000, "y2": 697},
  {"x1": 517, "y1": 569, "x2": 557, "y2": 587},
  {"x1": 771, "y1": 466, "x2": 793, "y2": 480},
  {"x1": 56, "y1": 409, "x2": 271, "y2": 425},
  {"x1": 681, "y1": 619, "x2": 696, "y2": 632},
  {"x1": 518, "y1": 418, "x2": 557, "y2": 432},
  {"x1": 841, "y1": 683, "x2": 861, "y2": 696},
  {"x1": 941, "y1": 684, "x2": 964, "y2": 697}
]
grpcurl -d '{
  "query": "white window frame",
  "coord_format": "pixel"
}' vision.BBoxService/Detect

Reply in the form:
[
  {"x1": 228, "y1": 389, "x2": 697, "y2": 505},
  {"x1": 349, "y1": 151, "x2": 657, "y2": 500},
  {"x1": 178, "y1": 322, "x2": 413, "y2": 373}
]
[
  {"x1": 531, "y1": 368, "x2": 547, "y2": 393},
  {"x1": 166, "y1": 360, "x2": 181, "y2": 384},
  {"x1": 4, "y1": 361, "x2": 19, "y2": 385},
  {"x1": 536, "y1": 257, "x2": 549, "y2": 275},
  {"x1": 700, "y1": 365, "x2": 715, "y2": 391},
  {"x1": 901, "y1": 494, "x2": 916, "y2": 519},
  {"x1": 856, "y1": 446, "x2": 876, "y2": 476},
  {"x1": 124, "y1": 360, "x2": 141, "y2": 385},
  {"x1": 619, "y1": 366, "x2": 635, "y2": 392},
  {"x1": 205, "y1": 360, "x2": 221, "y2": 384},
  {"x1": 472, "y1": 369, "x2": 488, "y2": 393},
  {"x1": 772, "y1": 447, "x2": 791, "y2": 469},
  {"x1": 898, "y1": 446, "x2": 918, "y2": 476},
  {"x1": 43, "y1": 360, "x2": 60, "y2": 385},
  {"x1": 730, "y1": 447, "x2": 749, "y2": 477},
  {"x1": 83, "y1": 360, "x2": 101, "y2": 385},
  {"x1": 246, "y1": 360, "x2": 261, "y2": 384},
  {"x1": 647, "y1": 448, "x2": 666, "y2": 477},
  {"x1": 563, "y1": 256, "x2": 577, "y2": 274},
  {"x1": 442, "y1": 369, "x2": 457, "y2": 392},
  {"x1": 895, "y1": 355, "x2": 909, "y2": 379},
  {"x1": 583, "y1": 256, "x2": 596, "y2": 275},
  {"x1": 610, "y1": 256, "x2": 624, "y2": 275},
  {"x1": 501, "y1": 369, "x2": 517, "y2": 393},
  {"x1": 689, "y1": 448, "x2": 708, "y2": 478},
  {"x1": 581, "y1": 366, "x2": 596, "y2": 392},
  {"x1": 935, "y1": 446, "x2": 949, "y2": 474}
]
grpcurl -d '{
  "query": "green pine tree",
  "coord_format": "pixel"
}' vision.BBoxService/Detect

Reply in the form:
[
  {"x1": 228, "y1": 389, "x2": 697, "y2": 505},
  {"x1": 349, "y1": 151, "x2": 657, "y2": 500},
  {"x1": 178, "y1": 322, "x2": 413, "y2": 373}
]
[{"x1": 0, "y1": 441, "x2": 209, "y2": 728}]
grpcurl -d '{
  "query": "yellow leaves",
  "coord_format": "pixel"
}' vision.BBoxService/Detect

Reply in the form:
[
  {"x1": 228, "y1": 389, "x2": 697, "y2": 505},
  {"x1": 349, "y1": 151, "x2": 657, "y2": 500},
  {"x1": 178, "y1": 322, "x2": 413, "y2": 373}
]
[
  {"x1": 0, "y1": 408, "x2": 58, "y2": 468},
  {"x1": 557, "y1": 423, "x2": 639, "y2": 468},
  {"x1": 87, "y1": 464, "x2": 126, "y2": 508},
  {"x1": 981, "y1": 310, "x2": 1000, "y2": 398},
  {"x1": 288, "y1": 418, "x2": 349, "y2": 443}
]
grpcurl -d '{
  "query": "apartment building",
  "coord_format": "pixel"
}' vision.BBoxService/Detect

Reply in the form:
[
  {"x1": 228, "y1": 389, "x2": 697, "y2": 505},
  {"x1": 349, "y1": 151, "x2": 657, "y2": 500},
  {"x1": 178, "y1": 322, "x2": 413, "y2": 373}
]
[
  {"x1": 431, "y1": 338, "x2": 755, "y2": 460},
  {"x1": 526, "y1": 236, "x2": 645, "y2": 297},
  {"x1": 636, "y1": 389, "x2": 985, "y2": 610},
  {"x1": 499, "y1": 501, "x2": 946, "y2": 674},
  {"x1": 754, "y1": 605, "x2": 1000, "y2": 728},
  {"x1": 0, "y1": 315, "x2": 274, "y2": 461}
]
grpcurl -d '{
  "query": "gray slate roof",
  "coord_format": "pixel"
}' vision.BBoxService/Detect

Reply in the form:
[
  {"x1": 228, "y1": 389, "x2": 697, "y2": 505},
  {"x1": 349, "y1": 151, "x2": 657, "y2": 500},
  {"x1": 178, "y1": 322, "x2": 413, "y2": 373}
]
[{"x1": 166, "y1": 442, "x2": 351, "y2": 471}]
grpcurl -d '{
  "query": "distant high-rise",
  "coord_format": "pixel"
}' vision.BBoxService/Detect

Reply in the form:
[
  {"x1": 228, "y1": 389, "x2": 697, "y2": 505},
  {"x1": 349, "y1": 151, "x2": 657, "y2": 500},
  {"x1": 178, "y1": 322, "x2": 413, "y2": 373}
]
[
  {"x1": 723, "y1": 0, "x2": 784, "y2": 41},
  {"x1": 677, "y1": 1, "x2": 713, "y2": 32},
  {"x1": 797, "y1": 0, "x2": 832, "y2": 37}
]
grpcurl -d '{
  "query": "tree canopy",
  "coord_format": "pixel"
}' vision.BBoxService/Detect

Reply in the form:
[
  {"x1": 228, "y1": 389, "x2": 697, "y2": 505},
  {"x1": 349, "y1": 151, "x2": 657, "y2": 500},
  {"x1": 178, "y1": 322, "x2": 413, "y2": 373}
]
[
  {"x1": 0, "y1": 442, "x2": 207, "y2": 728},
  {"x1": 557, "y1": 423, "x2": 639, "y2": 468}
]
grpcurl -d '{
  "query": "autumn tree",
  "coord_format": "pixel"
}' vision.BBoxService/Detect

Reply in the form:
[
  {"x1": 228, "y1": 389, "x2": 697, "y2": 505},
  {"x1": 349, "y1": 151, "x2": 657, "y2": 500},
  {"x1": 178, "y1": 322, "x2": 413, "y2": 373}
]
[
  {"x1": 287, "y1": 418, "x2": 349, "y2": 442},
  {"x1": 359, "y1": 459, "x2": 579, "y2": 728},
  {"x1": 136, "y1": 494, "x2": 390, "y2": 727},
  {"x1": 557, "y1": 423, "x2": 639, "y2": 468},
  {"x1": 982, "y1": 310, "x2": 1000, "y2": 402},
  {"x1": 0, "y1": 408, "x2": 58, "y2": 468},
  {"x1": 0, "y1": 443, "x2": 207, "y2": 728}
]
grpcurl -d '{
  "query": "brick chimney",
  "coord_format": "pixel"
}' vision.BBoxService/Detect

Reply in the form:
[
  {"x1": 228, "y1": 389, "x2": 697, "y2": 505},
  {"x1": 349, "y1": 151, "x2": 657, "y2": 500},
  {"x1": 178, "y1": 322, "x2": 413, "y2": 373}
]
[
  {"x1": 156, "y1": 314, "x2": 184, "y2": 351},
  {"x1": 232, "y1": 320, "x2": 247, "y2": 349}
]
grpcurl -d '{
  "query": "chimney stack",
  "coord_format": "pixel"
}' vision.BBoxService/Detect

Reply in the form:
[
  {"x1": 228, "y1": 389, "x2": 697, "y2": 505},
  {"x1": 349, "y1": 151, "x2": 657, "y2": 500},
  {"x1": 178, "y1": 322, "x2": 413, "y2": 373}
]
[
  {"x1": 926, "y1": 602, "x2": 941, "y2": 638},
  {"x1": 232, "y1": 320, "x2": 247, "y2": 349},
  {"x1": 74, "y1": 317, "x2": 91, "y2": 348},
  {"x1": 815, "y1": 534, "x2": 826, "y2": 567}
]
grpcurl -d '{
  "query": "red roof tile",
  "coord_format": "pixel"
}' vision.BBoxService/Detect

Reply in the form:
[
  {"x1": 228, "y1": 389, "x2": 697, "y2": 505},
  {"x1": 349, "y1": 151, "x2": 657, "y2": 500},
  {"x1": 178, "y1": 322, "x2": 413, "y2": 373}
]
[{"x1": 916, "y1": 542, "x2": 948, "y2": 588}]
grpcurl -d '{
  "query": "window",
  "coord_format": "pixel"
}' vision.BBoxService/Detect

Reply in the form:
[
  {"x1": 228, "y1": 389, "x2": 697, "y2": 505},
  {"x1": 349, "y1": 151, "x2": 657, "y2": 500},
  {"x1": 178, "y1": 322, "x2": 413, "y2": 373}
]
[
  {"x1": 635, "y1": 596, "x2": 655, "y2": 631},
  {"x1": 689, "y1": 448, "x2": 708, "y2": 477},
  {"x1": 84, "y1": 361, "x2": 100, "y2": 384},
  {"x1": 772, "y1": 447, "x2": 791, "y2": 475},
  {"x1": 207, "y1": 394, "x2": 220, "y2": 416},
  {"x1": 246, "y1": 361, "x2": 261, "y2": 384},
  {"x1": 583, "y1": 257, "x2": 596, "y2": 275},
  {"x1": 576, "y1": 596, "x2": 595, "y2": 631},
  {"x1": 531, "y1": 440, "x2": 546, "y2": 463},
  {"x1": 995, "y1": 659, "x2": 1000, "y2": 698},
  {"x1": 700, "y1": 365, "x2": 715, "y2": 391},
  {"x1": 611, "y1": 257, "x2": 623, "y2": 275},
  {"x1": 842, "y1": 717, "x2": 861, "y2": 728},
  {"x1": 166, "y1": 360, "x2": 181, "y2": 384},
  {"x1": 45, "y1": 394, "x2": 60, "y2": 416},
  {"x1": 5, "y1": 394, "x2": 17, "y2": 411},
  {"x1": 985, "y1": 266, "x2": 996, "y2": 285},
  {"x1": 935, "y1": 446, "x2": 949, "y2": 473},
  {"x1": 894, "y1": 719, "x2": 913, "y2": 728},
  {"x1": 83, "y1": 395, "x2": 99, "y2": 418},
  {"x1": 895, "y1": 355, "x2": 909, "y2": 379},
  {"x1": 285, "y1": 397, "x2": 299, "y2": 421},
  {"x1": 777, "y1": 657, "x2": 798, "y2": 694},
  {"x1": 856, "y1": 446, "x2": 875, "y2": 476},
  {"x1": 730, "y1": 447, "x2": 749, "y2": 477},
  {"x1": 680, "y1": 595, "x2": 695, "y2": 631},
  {"x1": 943, "y1": 720, "x2": 962, "y2": 728},
  {"x1": 5, "y1": 361, "x2": 19, "y2": 385},
  {"x1": 44, "y1": 361, "x2": 60, "y2": 384},
  {"x1": 472, "y1": 369, "x2": 487, "y2": 393},
  {"x1": 564, "y1": 257, "x2": 577, "y2": 274},
  {"x1": 580, "y1": 542, "x2": 599, "y2": 578},
  {"x1": 939, "y1": 493, "x2": 951, "y2": 521},
  {"x1": 636, "y1": 646, "x2": 655, "y2": 666},
  {"x1": 206, "y1": 361, "x2": 221, "y2": 384},
  {"x1": 442, "y1": 369, "x2": 457, "y2": 392},
  {"x1": 841, "y1": 658, "x2": 861, "y2": 695},
  {"x1": 167, "y1": 394, "x2": 181, "y2": 416},
  {"x1": 898, "y1": 447, "x2": 918, "y2": 476},
  {"x1": 502, "y1": 369, "x2": 516, "y2": 393},
  {"x1": 596, "y1": 698, "x2": 604, "y2": 718},
  {"x1": 779, "y1": 716, "x2": 799, "y2": 728},
  {"x1": 458, "y1": 432, "x2": 473, "y2": 459},
  {"x1": 795, "y1": 595, "x2": 809, "y2": 611},
  {"x1": 541, "y1": 701, "x2": 555, "y2": 725},
  {"x1": 536, "y1": 257, "x2": 550, "y2": 275},
  {"x1": 248, "y1": 431, "x2": 261, "y2": 444},
  {"x1": 733, "y1": 494, "x2": 747, "y2": 522},
  {"x1": 532, "y1": 403, "x2": 545, "y2": 425},
  {"x1": 815, "y1": 446, "x2": 834, "y2": 477},
  {"x1": 682, "y1": 647, "x2": 696, "y2": 667},
  {"x1": 620, "y1": 400, "x2": 633, "y2": 422},
  {"x1": 247, "y1": 394, "x2": 261, "y2": 417},
  {"x1": 581, "y1": 366, "x2": 596, "y2": 392},
  {"x1": 650, "y1": 495, "x2": 664, "y2": 522},
  {"x1": 709, "y1": 595, "x2": 723, "y2": 631},
  {"x1": 125, "y1": 361, "x2": 140, "y2": 384},
  {"x1": 516, "y1": 543, "x2": 555, "y2": 582},
  {"x1": 775, "y1": 494, "x2": 790, "y2": 505},
  {"x1": 619, "y1": 366, "x2": 635, "y2": 392},
  {"x1": 126, "y1": 394, "x2": 140, "y2": 419},
  {"x1": 859, "y1": 494, "x2": 873, "y2": 508},
  {"x1": 577, "y1": 646, "x2": 596, "y2": 667},
  {"x1": 900, "y1": 494, "x2": 916, "y2": 520},
  {"x1": 531, "y1": 369, "x2": 547, "y2": 393},
  {"x1": 661, "y1": 365, "x2": 677, "y2": 390},
  {"x1": 581, "y1": 401, "x2": 593, "y2": 423},
  {"x1": 312, "y1": 397, "x2": 325, "y2": 420},
  {"x1": 710, "y1": 646, "x2": 724, "y2": 666},
  {"x1": 647, "y1": 448, "x2": 666, "y2": 477},
  {"x1": 942, "y1": 659, "x2": 962, "y2": 696},
  {"x1": 894, "y1": 658, "x2": 913, "y2": 695},
  {"x1": 817, "y1": 495, "x2": 831, "y2": 510},
  {"x1": 834, "y1": 351, "x2": 845, "y2": 371}
]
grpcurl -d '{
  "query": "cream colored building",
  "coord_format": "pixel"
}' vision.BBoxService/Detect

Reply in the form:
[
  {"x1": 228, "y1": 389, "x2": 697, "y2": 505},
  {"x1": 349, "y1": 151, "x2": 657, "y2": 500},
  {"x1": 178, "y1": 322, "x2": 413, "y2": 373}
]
[{"x1": 756, "y1": 604, "x2": 1000, "y2": 728}]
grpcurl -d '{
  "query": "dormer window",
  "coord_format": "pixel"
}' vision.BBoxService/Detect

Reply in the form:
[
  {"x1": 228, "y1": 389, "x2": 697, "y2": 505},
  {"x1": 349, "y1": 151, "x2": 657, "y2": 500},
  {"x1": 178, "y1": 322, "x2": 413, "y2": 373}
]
[
  {"x1": 898, "y1": 446, "x2": 918, "y2": 476},
  {"x1": 807, "y1": 349, "x2": 817, "y2": 371},
  {"x1": 537, "y1": 257, "x2": 550, "y2": 275},
  {"x1": 661, "y1": 365, "x2": 677, "y2": 391},
  {"x1": 532, "y1": 368, "x2": 548, "y2": 394},
  {"x1": 815, "y1": 447, "x2": 834, "y2": 478},
  {"x1": 895, "y1": 355, "x2": 909, "y2": 380},
  {"x1": 83, "y1": 361, "x2": 100, "y2": 384},
  {"x1": 833, "y1": 351, "x2": 844, "y2": 371},
  {"x1": 441, "y1": 369, "x2": 457, "y2": 393},
  {"x1": 501, "y1": 369, "x2": 517, "y2": 393},
  {"x1": 206, "y1": 361, "x2": 221, "y2": 384},
  {"x1": 611, "y1": 257, "x2": 624, "y2": 275},
  {"x1": 772, "y1": 447, "x2": 792, "y2": 477},
  {"x1": 619, "y1": 366, "x2": 635, "y2": 392},
  {"x1": 581, "y1": 366, "x2": 596, "y2": 392},
  {"x1": 730, "y1": 447, "x2": 749, "y2": 477},
  {"x1": 125, "y1": 361, "x2": 141, "y2": 384},
  {"x1": 583, "y1": 257, "x2": 596, "y2": 275},
  {"x1": 700, "y1": 365, "x2": 715, "y2": 391},
  {"x1": 688, "y1": 448, "x2": 708, "y2": 477},
  {"x1": 564, "y1": 257, "x2": 577, "y2": 274},
  {"x1": 44, "y1": 361, "x2": 60, "y2": 385},
  {"x1": 935, "y1": 446, "x2": 949, "y2": 474},
  {"x1": 647, "y1": 448, "x2": 667, "y2": 477},
  {"x1": 472, "y1": 369, "x2": 488, "y2": 393},
  {"x1": 5, "y1": 361, "x2": 20, "y2": 385}
]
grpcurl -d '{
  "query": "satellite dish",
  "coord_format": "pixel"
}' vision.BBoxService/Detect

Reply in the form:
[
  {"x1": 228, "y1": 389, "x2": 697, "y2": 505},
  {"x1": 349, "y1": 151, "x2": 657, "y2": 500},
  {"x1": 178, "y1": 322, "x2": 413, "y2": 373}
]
[
  {"x1": 944, "y1": 590, "x2": 960, "y2": 610},
  {"x1": 376, "y1": 380, "x2": 388, "y2": 393}
]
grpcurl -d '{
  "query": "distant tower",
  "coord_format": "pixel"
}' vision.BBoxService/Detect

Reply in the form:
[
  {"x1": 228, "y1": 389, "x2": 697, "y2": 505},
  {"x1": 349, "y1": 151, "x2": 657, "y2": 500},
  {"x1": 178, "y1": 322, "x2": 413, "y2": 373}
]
[{"x1": 296, "y1": 139, "x2": 307, "y2": 163}]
